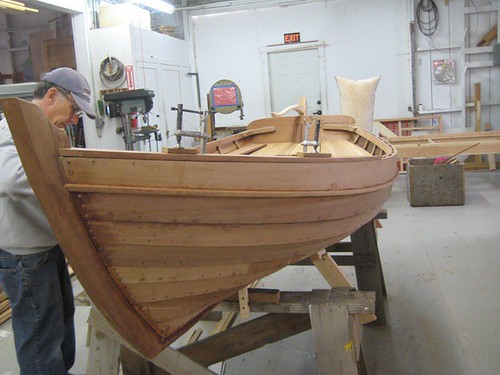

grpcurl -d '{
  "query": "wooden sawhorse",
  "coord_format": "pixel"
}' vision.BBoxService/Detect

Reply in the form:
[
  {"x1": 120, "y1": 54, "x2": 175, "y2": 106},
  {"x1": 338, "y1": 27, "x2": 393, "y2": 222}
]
[
  {"x1": 86, "y1": 288, "x2": 375, "y2": 375},
  {"x1": 295, "y1": 209, "x2": 387, "y2": 325}
]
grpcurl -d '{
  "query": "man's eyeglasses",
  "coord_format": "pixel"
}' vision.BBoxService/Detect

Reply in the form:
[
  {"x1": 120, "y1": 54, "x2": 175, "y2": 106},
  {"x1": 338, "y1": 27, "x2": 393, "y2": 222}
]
[{"x1": 57, "y1": 88, "x2": 82, "y2": 118}]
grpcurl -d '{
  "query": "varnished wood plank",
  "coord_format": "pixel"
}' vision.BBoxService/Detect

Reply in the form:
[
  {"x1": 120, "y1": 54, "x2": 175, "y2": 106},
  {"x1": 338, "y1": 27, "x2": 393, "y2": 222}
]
[
  {"x1": 111, "y1": 259, "x2": 288, "y2": 284},
  {"x1": 153, "y1": 310, "x2": 210, "y2": 334},
  {"x1": 320, "y1": 140, "x2": 373, "y2": 157},
  {"x1": 102, "y1": 241, "x2": 338, "y2": 267},
  {"x1": 66, "y1": 175, "x2": 392, "y2": 197},
  {"x1": 141, "y1": 288, "x2": 242, "y2": 310},
  {"x1": 76, "y1": 188, "x2": 391, "y2": 224},
  {"x1": 251, "y1": 142, "x2": 298, "y2": 156},
  {"x1": 204, "y1": 126, "x2": 276, "y2": 153},
  {"x1": 91, "y1": 211, "x2": 380, "y2": 249},
  {"x1": 124, "y1": 268, "x2": 276, "y2": 303},
  {"x1": 226, "y1": 142, "x2": 267, "y2": 155},
  {"x1": 62, "y1": 158, "x2": 396, "y2": 195}
]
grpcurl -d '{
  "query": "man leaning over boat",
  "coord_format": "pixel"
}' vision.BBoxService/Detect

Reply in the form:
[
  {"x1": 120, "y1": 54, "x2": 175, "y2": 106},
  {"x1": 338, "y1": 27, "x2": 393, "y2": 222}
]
[{"x1": 0, "y1": 67, "x2": 96, "y2": 375}]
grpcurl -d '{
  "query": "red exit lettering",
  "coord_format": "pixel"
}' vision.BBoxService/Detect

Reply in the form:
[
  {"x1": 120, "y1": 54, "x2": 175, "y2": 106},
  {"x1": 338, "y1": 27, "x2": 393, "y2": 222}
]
[{"x1": 284, "y1": 32, "x2": 300, "y2": 44}]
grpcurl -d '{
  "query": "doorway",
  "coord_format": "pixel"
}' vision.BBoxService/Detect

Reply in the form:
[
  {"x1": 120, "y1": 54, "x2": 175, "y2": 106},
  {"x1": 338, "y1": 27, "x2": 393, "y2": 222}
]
[{"x1": 262, "y1": 42, "x2": 327, "y2": 116}]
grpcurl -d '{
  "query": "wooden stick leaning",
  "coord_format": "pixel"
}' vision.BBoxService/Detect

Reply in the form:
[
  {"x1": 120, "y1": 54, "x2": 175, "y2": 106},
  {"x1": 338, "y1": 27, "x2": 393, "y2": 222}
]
[{"x1": 438, "y1": 142, "x2": 481, "y2": 164}]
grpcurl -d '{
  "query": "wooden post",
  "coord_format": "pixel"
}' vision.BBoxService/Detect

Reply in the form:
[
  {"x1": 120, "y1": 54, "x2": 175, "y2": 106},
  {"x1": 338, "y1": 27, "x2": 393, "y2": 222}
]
[
  {"x1": 350, "y1": 220, "x2": 387, "y2": 325},
  {"x1": 475, "y1": 83, "x2": 482, "y2": 164},
  {"x1": 475, "y1": 83, "x2": 482, "y2": 132},
  {"x1": 86, "y1": 325, "x2": 121, "y2": 375},
  {"x1": 206, "y1": 93, "x2": 215, "y2": 141},
  {"x1": 484, "y1": 122, "x2": 497, "y2": 171},
  {"x1": 309, "y1": 303, "x2": 358, "y2": 375},
  {"x1": 238, "y1": 285, "x2": 251, "y2": 319}
]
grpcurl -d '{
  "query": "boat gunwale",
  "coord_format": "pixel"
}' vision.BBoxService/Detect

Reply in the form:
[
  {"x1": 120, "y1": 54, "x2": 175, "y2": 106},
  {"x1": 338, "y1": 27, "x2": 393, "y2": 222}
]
[{"x1": 59, "y1": 148, "x2": 384, "y2": 163}]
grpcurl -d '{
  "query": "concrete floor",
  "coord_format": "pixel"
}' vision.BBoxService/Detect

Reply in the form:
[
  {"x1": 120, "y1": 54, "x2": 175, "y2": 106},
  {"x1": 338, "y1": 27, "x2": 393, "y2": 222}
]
[{"x1": 0, "y1": 171, "x2": 499, "y2": 375}]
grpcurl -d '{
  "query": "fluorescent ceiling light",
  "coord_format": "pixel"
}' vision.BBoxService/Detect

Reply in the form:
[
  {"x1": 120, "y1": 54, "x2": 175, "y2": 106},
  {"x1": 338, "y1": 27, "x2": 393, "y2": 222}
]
[
  {"x1": 0, "y1": 0, "x2": 39, "y2": 12},
  {"x1": 128, "y1": 0, "x2": 175, "y2": 14}
]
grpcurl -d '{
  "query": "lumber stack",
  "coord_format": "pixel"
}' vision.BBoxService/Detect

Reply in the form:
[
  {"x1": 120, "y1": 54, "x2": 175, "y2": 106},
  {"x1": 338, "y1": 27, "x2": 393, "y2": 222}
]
[{"x1": 0, "y1": 288, "x2": 11, "y2": 326}]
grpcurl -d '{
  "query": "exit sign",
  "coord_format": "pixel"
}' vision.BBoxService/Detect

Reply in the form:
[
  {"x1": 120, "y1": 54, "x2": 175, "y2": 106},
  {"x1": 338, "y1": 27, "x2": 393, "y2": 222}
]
[{"x1": 284, "y1": 32, "x2": 301, "y2": 44}]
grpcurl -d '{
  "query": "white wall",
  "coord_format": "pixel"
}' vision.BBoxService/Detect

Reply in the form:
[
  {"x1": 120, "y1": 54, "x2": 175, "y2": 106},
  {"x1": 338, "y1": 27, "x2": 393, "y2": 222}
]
[
  {"x1": 413, "y1": 0, "x2": 499, "y2": 131},
  {"x1": 86, "y1": 25, "x2": 196, "y2": 150},
  {"x1": 189, "y1": 0, "x2": 412, "y2": 127}
]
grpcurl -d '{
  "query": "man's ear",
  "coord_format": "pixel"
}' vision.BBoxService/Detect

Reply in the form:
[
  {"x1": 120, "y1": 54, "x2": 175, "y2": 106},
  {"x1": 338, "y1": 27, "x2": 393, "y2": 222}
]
[{"x1": 45, "y1": 87, "x2": 59, "y2": 103}]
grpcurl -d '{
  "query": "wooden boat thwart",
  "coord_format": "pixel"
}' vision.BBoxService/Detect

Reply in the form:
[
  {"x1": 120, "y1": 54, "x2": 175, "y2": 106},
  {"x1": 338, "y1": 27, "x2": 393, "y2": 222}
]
[{"x1": 1, "y1": 98, "x2": 398, "y2": 358}]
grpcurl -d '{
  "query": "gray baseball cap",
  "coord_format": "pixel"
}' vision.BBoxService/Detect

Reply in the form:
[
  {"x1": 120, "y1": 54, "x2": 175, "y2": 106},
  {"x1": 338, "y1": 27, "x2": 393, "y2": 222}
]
[{"x1": 41, "y1": 67, "x2": 96, "y2": 119}]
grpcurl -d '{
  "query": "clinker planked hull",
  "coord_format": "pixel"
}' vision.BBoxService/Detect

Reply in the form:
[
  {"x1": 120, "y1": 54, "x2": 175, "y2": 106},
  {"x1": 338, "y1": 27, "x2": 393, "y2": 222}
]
[{"x1": 1, "y1": 98, "x2": 397, "y2": 358}]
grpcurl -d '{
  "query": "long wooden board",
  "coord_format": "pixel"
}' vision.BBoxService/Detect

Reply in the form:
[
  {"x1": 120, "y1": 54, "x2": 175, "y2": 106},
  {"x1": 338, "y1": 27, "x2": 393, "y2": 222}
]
[{"x1": 389, "y1": 131, "x2": 500, "y2": 158}]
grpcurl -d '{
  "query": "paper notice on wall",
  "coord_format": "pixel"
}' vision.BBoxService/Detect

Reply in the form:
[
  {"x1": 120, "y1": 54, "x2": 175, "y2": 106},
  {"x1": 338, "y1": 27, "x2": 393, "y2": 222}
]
[{"x1": 125, "y1": 65, "x2": 135, "y2": 90}]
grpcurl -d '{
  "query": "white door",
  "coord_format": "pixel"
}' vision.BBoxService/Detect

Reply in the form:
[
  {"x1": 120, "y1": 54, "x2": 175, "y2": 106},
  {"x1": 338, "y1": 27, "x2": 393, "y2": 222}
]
[
  {"x1": 136, "y1": 63, "x2": 196, "y2": 148},
  {"x1": 268, "y1": 48, "x2": 322, "y2": 116}
]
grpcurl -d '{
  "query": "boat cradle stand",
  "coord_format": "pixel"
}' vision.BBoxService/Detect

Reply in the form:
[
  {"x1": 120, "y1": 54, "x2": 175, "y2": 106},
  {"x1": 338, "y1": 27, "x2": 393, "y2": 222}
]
[{"x1": 81, "y1": 210, "x2": 388, "y2": 375}]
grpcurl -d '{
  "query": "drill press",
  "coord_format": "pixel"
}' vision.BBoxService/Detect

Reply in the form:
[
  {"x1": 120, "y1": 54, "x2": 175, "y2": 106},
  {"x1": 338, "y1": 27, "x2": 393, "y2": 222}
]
[{"x1": 103, "y1": 89, "x2": 155, "y2": 150}]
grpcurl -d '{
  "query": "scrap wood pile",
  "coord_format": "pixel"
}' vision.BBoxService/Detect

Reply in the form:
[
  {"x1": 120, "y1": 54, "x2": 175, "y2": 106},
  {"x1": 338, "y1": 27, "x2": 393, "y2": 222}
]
[{"x1": 0, "y1": 288, "x2": 11, "y2": 325}]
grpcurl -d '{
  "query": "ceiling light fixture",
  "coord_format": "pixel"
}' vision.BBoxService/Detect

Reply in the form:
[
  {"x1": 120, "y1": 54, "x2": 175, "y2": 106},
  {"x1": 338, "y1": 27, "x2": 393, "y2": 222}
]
[
  {"x1": 0, "y1": 0, "x2": 39, "y2": 12},
  {"x1": 128, "y1": 0, "x2": 175, "y2": 14}
]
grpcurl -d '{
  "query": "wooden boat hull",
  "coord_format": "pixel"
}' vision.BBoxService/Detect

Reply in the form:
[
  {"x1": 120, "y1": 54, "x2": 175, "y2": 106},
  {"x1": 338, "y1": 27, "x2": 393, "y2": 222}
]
[{"x1": 1, "y1": 98, "x2": 397, "y2": 358}]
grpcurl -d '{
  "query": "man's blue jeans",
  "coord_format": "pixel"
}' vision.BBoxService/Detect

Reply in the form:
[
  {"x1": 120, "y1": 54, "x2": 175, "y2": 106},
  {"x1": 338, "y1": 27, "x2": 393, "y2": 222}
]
[{"x1": 0, "y1": 245, "x2": 75, "y2": 375}]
